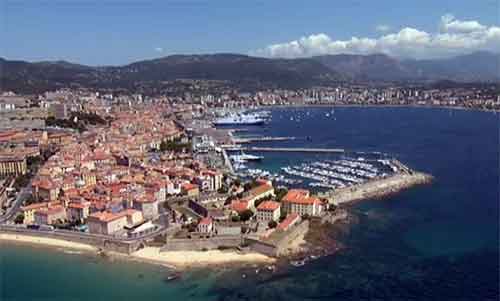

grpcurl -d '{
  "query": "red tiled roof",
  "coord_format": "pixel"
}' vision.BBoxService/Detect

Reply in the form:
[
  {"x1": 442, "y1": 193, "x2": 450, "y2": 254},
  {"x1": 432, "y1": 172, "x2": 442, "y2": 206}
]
[
  {"x1": 277, "y1": 213, "x2": 300, "y2": 230},
  {"x1": 282, "y1": 189, "x2": 320, "y2": 205},
  {"x1": 257, "y1": 201, "x2": 280, "y2": 211},
  {"x1": 231, "y1": 200, "x2": 250, "y2": 213},
  {"x1": 88, "y1": 211, "x2": 125, "y2": 223},
  {"x1": 248, "y1": 184, "x2": 273, "y2": 197},
  {"x1": 68, "y1": 202, "x2": 89, "y2": 209},
  {"x1": 181, "y1": 183, "x2": 198, "y2": 191},
  {"x1": 198, "y1": 217, "x2": 212, "y2": 225},
  {"x1": 35, "y1": 205, "x2": 65, "y2": 216},
  {"x1": 21, "y1": 201, "x2": 59, "y2": 211}
]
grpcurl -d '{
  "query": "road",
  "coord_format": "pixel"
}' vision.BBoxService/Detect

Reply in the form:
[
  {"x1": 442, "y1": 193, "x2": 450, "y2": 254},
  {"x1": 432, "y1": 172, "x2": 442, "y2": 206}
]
[
  {"x1": 0, "y1": 223, "x2": 168, "y2": 243},
  {"x1": 0, "y1": 184, "x2": 32, "y2": 224}
]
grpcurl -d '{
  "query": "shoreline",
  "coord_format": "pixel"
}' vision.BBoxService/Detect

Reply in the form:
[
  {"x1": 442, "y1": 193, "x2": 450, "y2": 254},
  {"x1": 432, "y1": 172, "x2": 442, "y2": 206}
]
[
  {"x1": 0, "y1": 232, "x2": 275, "y2": 270},
  {"x1": 261, "y1": 103, "x2": 500, "y2": 113}
]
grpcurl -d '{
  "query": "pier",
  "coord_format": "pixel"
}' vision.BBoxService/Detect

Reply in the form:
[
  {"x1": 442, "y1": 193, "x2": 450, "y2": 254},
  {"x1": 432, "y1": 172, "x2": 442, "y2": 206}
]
[
  {"x1": 319, "y1": 171, "x2": 433, "y2": 205},
  {"x1": 232, "y1": 136, "x2": 296, "y2": 144},
  {"x1": 242, "y1": 146, "x2": 345, "y2": 153}
]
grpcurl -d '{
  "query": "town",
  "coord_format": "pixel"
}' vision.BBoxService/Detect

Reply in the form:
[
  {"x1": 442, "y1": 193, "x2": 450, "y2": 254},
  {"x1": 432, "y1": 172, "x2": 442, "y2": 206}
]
[{"x1": 1, "y1": 86, "x2": 433, "y2": 262}]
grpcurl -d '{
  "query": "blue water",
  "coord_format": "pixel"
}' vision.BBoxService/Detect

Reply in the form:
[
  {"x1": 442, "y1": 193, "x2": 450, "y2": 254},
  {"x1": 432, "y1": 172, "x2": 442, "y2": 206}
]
[{"x1": 2, "y1": 107, "x2": 499, "y2": 300}]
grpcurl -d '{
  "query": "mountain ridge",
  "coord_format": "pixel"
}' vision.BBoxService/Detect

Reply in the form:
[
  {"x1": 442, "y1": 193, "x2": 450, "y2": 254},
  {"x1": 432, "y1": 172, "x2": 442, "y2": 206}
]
[{"x1": 1, "y1": 52, "x2": 498, "y2": 93}]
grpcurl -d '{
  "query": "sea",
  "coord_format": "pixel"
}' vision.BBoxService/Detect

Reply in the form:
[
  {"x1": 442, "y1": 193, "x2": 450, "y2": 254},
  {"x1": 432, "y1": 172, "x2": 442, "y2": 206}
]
[{"x1": 1, "y1": 106, "x2": 499, "y2": 300}]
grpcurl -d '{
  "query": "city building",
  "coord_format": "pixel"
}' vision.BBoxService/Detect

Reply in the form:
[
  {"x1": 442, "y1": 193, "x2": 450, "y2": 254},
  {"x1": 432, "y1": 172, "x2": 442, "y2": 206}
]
[
  {"x1": 197, "y1": 217, "x2": 213, "y2": 234},
  {"x1": 0, "y1": 155, "x2": 27, "y2": 176},
  {"x1": 256, "y1": 201, "x2": 281, "y2": 223},
  {"x1": 181, "y1": 183, "x2": 199, "y2": 197},
  {"x1": 132, "y1": 195, "x2": 159, "y2": 220},
  {"x1": 34, "y1": 204, "x2": 66, "y2": 225},
  {"x1": 21, "y1": 201, "x2": 60, "y2": 224},
  {"x1": 281, "y1": 189, "x2": 323, "y2": 217},
  {"x1": 67, "y1": 201, "x2": 91, "y2": 223},
  {"x1": 87, "y1": 211, "x2": 128, "y2": 235},
  {"x1": 277, "y1": 213, "x2": 301, "y2": 231}
]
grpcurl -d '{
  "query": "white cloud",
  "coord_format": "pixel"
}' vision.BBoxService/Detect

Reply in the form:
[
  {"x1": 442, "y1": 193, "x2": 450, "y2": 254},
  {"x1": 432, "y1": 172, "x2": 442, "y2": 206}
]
[
  {"x1": 375, "y1": 24, "x2": 391, "y2": 33},
  {"x1": 439, "y1": 14, "x2": 486, "y2": 34},
  {"x1": 154, "y1": 47, "x2": 164, "y2": 52},
  {"x1": 252, "y1": 14, "x2": 500, "y2": 59}
]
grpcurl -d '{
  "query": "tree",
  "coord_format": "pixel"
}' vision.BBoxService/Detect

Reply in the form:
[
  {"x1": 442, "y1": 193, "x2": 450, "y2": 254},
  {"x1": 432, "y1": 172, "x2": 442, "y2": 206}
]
[
  {"x1": 279, "y1": 211, "x2": 287, "y2": 222},
  {"x1": 274, "y1": 187, "x2": 288, "y2": 202},
  {"x1": 160, "y1": 140, "x2": 168, "y2": 152},
  {"x1": 239, "y1": 210, "x2": 254, "y2": 222},
  {"x1": 217, "y1": 186, "x2": 228, "y2": 194},
  {"x1": 268, "y1": 220, "x2": 277, "y2": 229},
  {"x1": 14, "y1": 213, "x2": 24, "y2": 224}
]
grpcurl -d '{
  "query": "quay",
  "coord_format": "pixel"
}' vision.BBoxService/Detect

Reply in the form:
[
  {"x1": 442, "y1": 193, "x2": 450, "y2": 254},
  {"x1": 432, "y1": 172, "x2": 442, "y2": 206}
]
[
  {"x1": 232, "y1": 136, "x2": 296, "y2": 144},
  {"x1": 242, "y1": 146, "x2": 345, "y2": 153}
]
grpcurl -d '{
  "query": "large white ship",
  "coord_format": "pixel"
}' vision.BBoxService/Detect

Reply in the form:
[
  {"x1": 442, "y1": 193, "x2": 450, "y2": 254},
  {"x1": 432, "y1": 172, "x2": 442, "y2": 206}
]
[{"x1": 213, "y1": 114, "x2": 266, "y2": 126}]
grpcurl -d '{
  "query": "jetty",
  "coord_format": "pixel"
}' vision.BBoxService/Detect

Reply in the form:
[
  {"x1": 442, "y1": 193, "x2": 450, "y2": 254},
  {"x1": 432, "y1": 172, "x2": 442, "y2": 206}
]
[
  {"x1": 232, "y1": 136, "x2": 296, "y2": 144},
  {"x1": 319, "y1": 170, "x2": 433, "y2": 205},
  {"x1": 242, "y1": 146, "x2": 345, "y2": 153}
]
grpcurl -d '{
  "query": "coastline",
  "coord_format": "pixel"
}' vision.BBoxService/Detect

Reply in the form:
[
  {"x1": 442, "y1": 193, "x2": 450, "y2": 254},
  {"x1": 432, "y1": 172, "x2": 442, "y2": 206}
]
[
  {"x1": 263, "y1": 103, "x2": 500, "y2": 113},
  {"x1": 0, "y1": 232, "x2": 275, "y2": 270},
  {"x1": 0, "y1": 233, "x2": 98, "y2": 252}
]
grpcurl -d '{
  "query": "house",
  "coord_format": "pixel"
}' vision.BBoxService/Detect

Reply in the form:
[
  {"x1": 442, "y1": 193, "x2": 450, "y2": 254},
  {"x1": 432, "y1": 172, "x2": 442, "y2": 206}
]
[
  {"x1": 197, "y1": 217, "x2": 213, "y2": 234},
  {"x1": 87, "y1": 211, "x2": 127, "y2": 235},
  {"x1": 231, "y1": 200, "x2": 251, "y2": 215},
  {"x1": 277, "y1": 213, "x2": 301, "y2": 231},
  {"x1": 241, "y1": 183, "x2": 275, "y2": 210},
  {"x1": 21, "y1": 201, "x2": 60, "y2": 224},
  {"x1": 123, "y1": 209, "x2": 144, "y2": 226},
  {"x1": 256, "y1": 201, "x2": 281, "y2": 223},
  {"x1": 181, "y1": 183, "x2": 199, "y2": 197},
  {"x1": 201, "y1": 169, "x2": 223, "y2": 191},
  {"x1": 33, "y1": 179, "x2": 60, "y2": 201},
  {"x1": 67, "y1": 201, "x2": 90, "y2": 223},
  {"x1": 132, "y1": 194, "x2": 159, "y2": 220},
  {"x1": 34, "y1": 204, "x2": 66, "y2": 225},
  {"x1": 0, "y1": 155, "x2": 27, "y2": 176},
  {"x1": 281, "y1": 189, "x2": 323, "y2": 217},
  {"x1": 166, "y1": 180, "x2": 180, "y2": 195}
]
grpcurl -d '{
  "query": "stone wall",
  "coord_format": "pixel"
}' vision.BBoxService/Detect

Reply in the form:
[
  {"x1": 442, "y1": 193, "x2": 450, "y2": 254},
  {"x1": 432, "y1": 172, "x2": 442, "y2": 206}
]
[
  {"x1": 247, "y1": 220, "x2": 310, "y2": 257},
  {"x1": 160, "y1": 235, "x2": 242, "y2": 251}
]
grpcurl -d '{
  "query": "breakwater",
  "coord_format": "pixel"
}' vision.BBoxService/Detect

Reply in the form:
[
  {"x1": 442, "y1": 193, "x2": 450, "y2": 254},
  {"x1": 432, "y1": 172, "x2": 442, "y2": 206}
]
[{"x1": 320, "y1": 172, "x2": 433, "y2": 205}]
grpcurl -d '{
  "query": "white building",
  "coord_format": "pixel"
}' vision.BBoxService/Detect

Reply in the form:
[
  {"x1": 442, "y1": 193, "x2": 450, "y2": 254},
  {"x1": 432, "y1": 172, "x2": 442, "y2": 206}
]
[{"x1": 256, "y1": 201, "x2": 281, "y2": 223}]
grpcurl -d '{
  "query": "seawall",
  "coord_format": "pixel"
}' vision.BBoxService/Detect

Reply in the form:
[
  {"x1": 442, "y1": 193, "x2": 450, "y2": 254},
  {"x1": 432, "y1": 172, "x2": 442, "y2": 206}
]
[{"x1": 321, "y1": 172, "x2": 433, "y2": 205}]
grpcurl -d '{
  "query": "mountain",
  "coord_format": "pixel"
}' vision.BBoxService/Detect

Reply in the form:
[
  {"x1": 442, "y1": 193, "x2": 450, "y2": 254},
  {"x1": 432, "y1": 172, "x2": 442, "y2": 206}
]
[
  {"x1": 0, "y1": 52, "x2": 498, "y2": 93},
  {"x1": 313, "y1": 52, "x2": 500, "y2": 82},
  {"x1": 313, "y1": 53, "x2": 413, "y2": 81},
  {"x1": 0, "y1": 58, "x2": 99, "y2": 93},
  {"x1": 402, "y1": 51, "x2": 500, "y2": 82},
  {"x1": 0, "y1": 54, "x2": 342, "y2": 93}
]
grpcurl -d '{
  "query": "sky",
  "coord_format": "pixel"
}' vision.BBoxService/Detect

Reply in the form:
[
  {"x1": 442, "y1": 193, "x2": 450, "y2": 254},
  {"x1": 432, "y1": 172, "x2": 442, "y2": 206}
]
[{"x1": 1, "y1": 0, "x2": 499, "y2": 65}]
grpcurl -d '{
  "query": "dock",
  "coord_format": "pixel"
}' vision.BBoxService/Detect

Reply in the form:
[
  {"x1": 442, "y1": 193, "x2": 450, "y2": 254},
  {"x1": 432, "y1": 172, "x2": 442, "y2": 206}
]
[
  {"x1": 242, "y1": 146, "x2": 345, "y2": 153},
  {"x1": 232, "y1": 136, "x2": 296, "y2": 144}
]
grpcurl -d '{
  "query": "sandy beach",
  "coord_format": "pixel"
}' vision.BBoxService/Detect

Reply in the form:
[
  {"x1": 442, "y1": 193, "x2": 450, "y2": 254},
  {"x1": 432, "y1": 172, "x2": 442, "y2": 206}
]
[
  {"x1": 0, "y1": 233, "x2": 98, "y2": 251},
  {"x1": 0, "y1": 232, "x2": 275, "y2": 269},
  {"x1": 131, "y1": 247, "x2": 275, "y2": 268}
]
